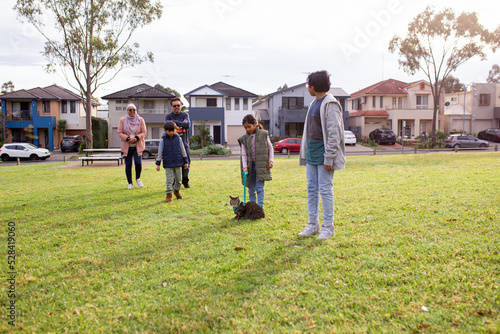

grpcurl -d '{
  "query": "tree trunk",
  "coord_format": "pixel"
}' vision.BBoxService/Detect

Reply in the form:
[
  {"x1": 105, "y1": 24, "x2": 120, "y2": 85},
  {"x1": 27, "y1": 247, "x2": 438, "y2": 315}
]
[{"x1": 85, "y1": 88, "x2": 93, "y2": 150}]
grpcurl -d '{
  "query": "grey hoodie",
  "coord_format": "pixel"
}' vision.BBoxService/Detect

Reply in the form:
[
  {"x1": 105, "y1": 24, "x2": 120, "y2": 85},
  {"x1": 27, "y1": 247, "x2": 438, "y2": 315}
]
[{"x1": 299, "y1": 93, "x2": 346, "y2": 170}]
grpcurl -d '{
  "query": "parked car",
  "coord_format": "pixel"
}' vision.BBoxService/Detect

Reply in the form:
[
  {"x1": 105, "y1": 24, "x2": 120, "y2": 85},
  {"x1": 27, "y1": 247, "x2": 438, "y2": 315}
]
[
  {"x1": 274, "y1": 138, "x2": 301, "y2": 154},
  {"x1": 0, "y1": 143, "x2": 51, "y2": 161},
  {"x1": 445, "y1": 135, "x2": 489, "y2": 148},
  {"x1": 143, "y1": 139, "x2": 161, "y2": 159},
  {"x1": 61, "y1": 135, "x2": 84, "y2": 152},
  {"x1": 344, "y1": 130, "x2": 357, "y2": 146},
  {"x1": 368, "y1": 128, "x2": 396, "y2": 144},
  {"x1": 477, "y1": 128, "x2": 500, "y2": 142}
]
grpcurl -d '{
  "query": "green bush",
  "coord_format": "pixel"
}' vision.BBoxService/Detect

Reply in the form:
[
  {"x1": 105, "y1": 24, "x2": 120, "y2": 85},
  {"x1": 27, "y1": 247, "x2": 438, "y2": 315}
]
[
  {"x1": 271, "y1": 136, "x2": 281, "y2": 143},
  {"x1": 361, "y1": 137, "x2": 377, "y2": 147},
  {"x1": 202, "y1": 144, "x2": 229, "y2": 155},
  {"x1": 190, "y1": 135, "x2": 201, "y2": 150},
  {"x1": 79, "y1": 140, "x2": 86, "y2": 154},
  {"x1": 92, "y1": 117, "x2": 108, "y2": 148}
]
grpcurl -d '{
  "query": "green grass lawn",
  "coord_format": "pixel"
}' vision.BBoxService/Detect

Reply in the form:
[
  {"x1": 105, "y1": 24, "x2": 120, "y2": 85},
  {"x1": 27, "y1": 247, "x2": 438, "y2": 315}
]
[{"x1": 1, "y1": 153, "x2": 499, "y2": 333}]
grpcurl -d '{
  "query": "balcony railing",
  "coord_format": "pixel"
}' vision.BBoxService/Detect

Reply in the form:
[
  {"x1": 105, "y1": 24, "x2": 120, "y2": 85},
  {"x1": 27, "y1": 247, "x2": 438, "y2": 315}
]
[
  {"x1": 6, "y1": 110, "x2": 33, "y2": 121},
  {"x1": 140, "y1": 109, "x2": 167, "y2": 114}
]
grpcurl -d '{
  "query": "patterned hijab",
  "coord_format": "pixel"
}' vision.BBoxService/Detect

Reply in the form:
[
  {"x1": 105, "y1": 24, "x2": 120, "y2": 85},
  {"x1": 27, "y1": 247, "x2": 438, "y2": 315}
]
[{"x1": 124, "y1": 103, "x2": 141, "y2": 134}]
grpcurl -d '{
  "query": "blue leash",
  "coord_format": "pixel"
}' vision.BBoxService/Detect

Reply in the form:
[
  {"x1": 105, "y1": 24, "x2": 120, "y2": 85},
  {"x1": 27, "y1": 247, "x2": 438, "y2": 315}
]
[{"x1": 242, "y1": 171, "x2": 248, "y2": 203}]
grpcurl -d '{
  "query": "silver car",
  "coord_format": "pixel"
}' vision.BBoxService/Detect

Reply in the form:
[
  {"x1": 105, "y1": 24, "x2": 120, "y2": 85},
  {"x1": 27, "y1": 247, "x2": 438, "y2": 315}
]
[
  {"x1": 445, "y1": 135, "x2": 489, "y2": 149},
  {"x1": 142, "y1": 139, "x2": 160, "y2": 159}
]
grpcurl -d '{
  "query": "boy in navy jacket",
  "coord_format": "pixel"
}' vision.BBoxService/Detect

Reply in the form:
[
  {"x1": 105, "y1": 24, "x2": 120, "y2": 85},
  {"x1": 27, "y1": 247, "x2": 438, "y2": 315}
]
[{"x1": 156, "y1": 121, "x2": 189, "y2": 203}]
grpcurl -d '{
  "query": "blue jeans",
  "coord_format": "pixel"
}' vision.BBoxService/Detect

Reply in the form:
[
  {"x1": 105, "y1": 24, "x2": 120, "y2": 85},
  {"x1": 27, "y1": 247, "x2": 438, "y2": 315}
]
[
  {"x1": 125, "y1": 147, "x2": 142, "y2": 184},
  {"x1": 248, "y1": 163, "x2": 265, "y2": 207},
  {"x1": 306, "y1": 164, "x2": 334, "y2": 225}
]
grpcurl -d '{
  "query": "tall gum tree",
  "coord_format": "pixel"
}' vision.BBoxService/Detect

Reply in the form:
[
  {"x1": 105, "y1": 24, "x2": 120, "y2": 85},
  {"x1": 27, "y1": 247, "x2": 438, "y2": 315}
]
[
  {"x1": 389, "y1": 6, "x2": 499, "y2": 144},
  {"x1": 14, "y1": 0, "x2": 163, "y2": 149}
]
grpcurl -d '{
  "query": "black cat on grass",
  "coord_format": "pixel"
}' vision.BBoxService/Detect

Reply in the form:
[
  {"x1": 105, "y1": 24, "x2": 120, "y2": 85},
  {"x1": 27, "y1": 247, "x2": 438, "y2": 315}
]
[{"x1": 229, "y1": 196, "x2": 265, "y2": 220}]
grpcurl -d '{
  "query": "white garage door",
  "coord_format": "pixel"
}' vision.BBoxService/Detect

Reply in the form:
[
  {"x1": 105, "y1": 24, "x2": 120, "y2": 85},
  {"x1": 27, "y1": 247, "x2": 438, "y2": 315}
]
[{"x1": 227, "y1": 125, "x2": 244, "y2": 146}]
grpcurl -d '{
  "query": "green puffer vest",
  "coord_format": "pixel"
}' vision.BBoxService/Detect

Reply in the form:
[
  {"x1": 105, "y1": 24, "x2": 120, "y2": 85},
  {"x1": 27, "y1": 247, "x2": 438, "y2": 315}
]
[{"x1": 238, "y1": 128, "x2": 272, "y2": 187}]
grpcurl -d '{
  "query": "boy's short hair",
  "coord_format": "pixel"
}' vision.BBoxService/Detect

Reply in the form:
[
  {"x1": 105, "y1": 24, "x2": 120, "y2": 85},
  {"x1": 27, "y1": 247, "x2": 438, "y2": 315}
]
[
  {"x1": 164, "y1": 121, "x2": 176, "y2": 131},
  {"x1": 307, "y1": 70, "x2": 331, "y2": 93}
]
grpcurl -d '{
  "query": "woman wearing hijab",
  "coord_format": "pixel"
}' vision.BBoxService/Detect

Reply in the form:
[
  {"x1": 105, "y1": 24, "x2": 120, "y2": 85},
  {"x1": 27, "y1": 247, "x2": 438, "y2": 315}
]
[{"x1": 118, "y1": 103, "x2": 147, "y2": 189}]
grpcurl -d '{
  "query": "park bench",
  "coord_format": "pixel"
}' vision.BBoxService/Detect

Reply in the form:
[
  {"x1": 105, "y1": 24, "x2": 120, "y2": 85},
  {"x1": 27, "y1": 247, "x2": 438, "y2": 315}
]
[{"x1": 79, "y1": 155, "x2": 124, "y2": 166}]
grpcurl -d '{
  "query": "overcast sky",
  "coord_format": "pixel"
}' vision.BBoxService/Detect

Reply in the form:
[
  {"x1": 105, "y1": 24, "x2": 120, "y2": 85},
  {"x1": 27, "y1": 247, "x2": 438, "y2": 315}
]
[{"x1": 1, "y1": 0, "x2": 498, "y2": 104}]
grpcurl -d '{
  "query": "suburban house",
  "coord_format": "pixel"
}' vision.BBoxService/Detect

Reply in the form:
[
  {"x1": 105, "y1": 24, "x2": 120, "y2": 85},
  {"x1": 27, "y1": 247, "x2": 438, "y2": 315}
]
[
  {"x1": 0, "y1": 84, "x2": 97, "y2": 150},
  {"x1": 184, "y1": 82, "x2": 258, "y2": 146},
  {"x1": 348, "y1": 79, "x2": 437, "y2": 139},
  {"x1": 103, "y1": 83, "x2": 176, "y2": 148},
  {"x1": 442, "y1": 83, "x2": 500, "y2": 134},
  {"x1": 253, "y1": 83, "x2": 350, "y2": 140}
]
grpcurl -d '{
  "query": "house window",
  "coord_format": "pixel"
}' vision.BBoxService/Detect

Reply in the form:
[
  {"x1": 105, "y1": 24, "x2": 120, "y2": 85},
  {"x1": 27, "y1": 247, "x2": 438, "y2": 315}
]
[
  {"x1": 352, "y1": 100, "x2": 355, "y2": 110},
  {"x1": 372, "y1": 96, "x2": 376, "y2": 108},
  {"x1": 61, "y1": 101, "x2": 67, "y2": 114},
  {"x1": 70, "y1": 101, "x2": 76, "y2": 113},
  {"x1": 144, "y1": 101, "x2": 155, "y2": 110},
  {"x1": 226, "y1": 98, "x2": 231, "y2": 110},
  {"x1": 479, "y1": 94, "x2": 490, "y2": 106},
  {"x1": 380, "y1": 96, "x2": 383, "y2": 108},
  {"x1": 416, "y1": 95, "x2": 428, "y2": 109},
  {"x1": 234, "y1": 98, "x2": 240, "y2": 110},
  {"x1": 116, "y1": 100, "x2": 122, "y2": 104},
  {"x1": 123, "y1": 100, "x2": 128, "y2": 104},
  {"x1": 116, "y1": 107, "x2": 122, "y2": 111},
  {"x1": 451, "y1": 97, "x2": 457, "y2": 102},
  {"x1": 207, "y1": 98, "x2": 217, "y2": 107},
  {"x1": 392, "y1": 97, "x2": 403, "y2": 109},
  {"x1": 43, "y1": 101, "x2": 50, "y2": 113},
  {"x1": 282, "y1": 97, "x2": 304, "y2": 109},
  {"x1": 243, "y1": 98, "x2": 248, "y2": 110}
]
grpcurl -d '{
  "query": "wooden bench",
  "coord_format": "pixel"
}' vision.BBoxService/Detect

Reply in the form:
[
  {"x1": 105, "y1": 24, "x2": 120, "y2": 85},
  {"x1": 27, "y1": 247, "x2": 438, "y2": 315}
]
[
  {"x1": 79, "y1": 155, "x2": 124, "y2": 166},
  {"x1": 83, "y1": 148, "x2": 122, "y2": 157}
]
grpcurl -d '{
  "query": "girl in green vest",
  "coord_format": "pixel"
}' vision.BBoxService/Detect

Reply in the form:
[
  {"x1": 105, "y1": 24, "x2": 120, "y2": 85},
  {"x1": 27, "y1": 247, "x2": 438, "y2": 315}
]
[{"x1": 237, "y1": 114, "x2": 274, "y2": 208}]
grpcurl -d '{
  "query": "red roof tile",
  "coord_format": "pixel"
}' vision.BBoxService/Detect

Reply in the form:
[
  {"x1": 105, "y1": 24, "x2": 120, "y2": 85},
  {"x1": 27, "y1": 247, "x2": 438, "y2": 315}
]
[
  {"x1": 349, "y1": 110, "x2": 389, "y2": 117},
  {"x1": 351, "y1": 79, "x2": 409, "y2": 97}
]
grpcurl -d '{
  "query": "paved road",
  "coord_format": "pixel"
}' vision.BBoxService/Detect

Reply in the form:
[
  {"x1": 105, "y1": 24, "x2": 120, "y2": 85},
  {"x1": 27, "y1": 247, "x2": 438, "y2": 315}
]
[{"x1": 1, "y1": 142, "x2": 498, "y2": 167}]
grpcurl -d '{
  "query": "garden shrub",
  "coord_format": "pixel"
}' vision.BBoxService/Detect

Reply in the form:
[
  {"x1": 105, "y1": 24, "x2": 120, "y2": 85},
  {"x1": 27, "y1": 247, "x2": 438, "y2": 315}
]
[{"x1": 202, "y1": 144, "x2": 229, "y2": 155}]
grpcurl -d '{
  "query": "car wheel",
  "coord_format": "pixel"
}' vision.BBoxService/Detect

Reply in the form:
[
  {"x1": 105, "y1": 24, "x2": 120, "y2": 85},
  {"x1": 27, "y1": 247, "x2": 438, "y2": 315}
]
[
  {"x1": 391, "y1": 142, "x2": 395, "y2": 145},
  {"x1": 142, "y1": 151, "x2": 151, "y2": 159},
  {"x1": 453, "y1": 144, "x2": 461, "y2": 148},
  {"x1": 281, "y1": 148, "x2": 288, "y2": 154},
  {"x1": 41, "y1": 157, "x2": 47, "y2": 160},
  {"x1": 1, "y1": 154, "x2": 10, "y2": 162},
  {"x1": 479, "y1": 143, "x2": 487, "y2": 148},
  {"x1": 30, "y1": 154, "x2": 39, "y2": 160},
  {"x1": 61, "y1": 149, "x2": 65, "y2": 153}
]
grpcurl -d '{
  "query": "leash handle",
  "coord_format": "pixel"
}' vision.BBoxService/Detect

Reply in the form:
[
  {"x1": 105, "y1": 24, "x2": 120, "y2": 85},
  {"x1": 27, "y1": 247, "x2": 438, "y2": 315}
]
[{"x1": 242, "y1": 171, "x2": 248, "y2": 203}]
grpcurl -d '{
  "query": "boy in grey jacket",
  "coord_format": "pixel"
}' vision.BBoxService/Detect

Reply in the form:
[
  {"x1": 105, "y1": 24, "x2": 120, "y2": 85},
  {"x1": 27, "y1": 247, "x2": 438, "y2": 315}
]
[{"x1": 298, "y1": 70, "x2": 345, "y2": 239}]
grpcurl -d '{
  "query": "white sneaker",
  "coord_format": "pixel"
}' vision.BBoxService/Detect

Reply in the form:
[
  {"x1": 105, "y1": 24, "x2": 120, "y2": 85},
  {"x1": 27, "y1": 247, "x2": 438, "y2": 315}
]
[
  {"x1": 128, "y1": 183, "x2": 133, "y2": 190},
  {"x1": 136, "y1": 179, "x2": 143, "y2": 188},
  {"x1": 317, "y1": 225, "x2": 335, "y2": 240},
  {"x1": 298, "y1": 222, "x2": 320, "y2": 236}
]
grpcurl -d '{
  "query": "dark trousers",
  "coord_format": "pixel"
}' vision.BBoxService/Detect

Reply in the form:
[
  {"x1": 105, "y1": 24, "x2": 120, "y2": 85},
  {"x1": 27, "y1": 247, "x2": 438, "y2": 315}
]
[
  {"x1": 182, "y1": 144, "x2": 190, "y2": 186},
  {"x1": 125, "y1": 147, "x2": 142, "y2": 184}
]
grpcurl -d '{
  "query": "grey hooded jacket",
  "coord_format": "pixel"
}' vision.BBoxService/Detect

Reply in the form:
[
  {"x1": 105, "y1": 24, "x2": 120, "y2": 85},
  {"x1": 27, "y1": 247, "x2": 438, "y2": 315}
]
[{"x1": 299, "y1": 93, "x2": 346, "y2": 170}]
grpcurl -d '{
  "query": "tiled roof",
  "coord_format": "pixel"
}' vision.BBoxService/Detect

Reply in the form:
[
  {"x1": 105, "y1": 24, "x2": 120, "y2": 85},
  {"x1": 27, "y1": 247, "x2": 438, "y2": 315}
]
[
  {"x1": 43, "y1": 84, "x2": 81, "y2": 100},
  {"x1": 350, "y1": 79, "x2": 409, "y2": 97},
  {"x1": 349, "y1": 110, "x2": 389, "y2": 117},
  {"x1": 210, "y1": 82, "x2": 257, "y2": 98},
  {"x1": 102, "y1": 84, "x2": 176, "y2": 99},
  {"x1": 0, "y1": 85, "x2": 82, "y2": 100},
  {"x1": 0, "y1": 89, "x2": 39, "y2": 99}
]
